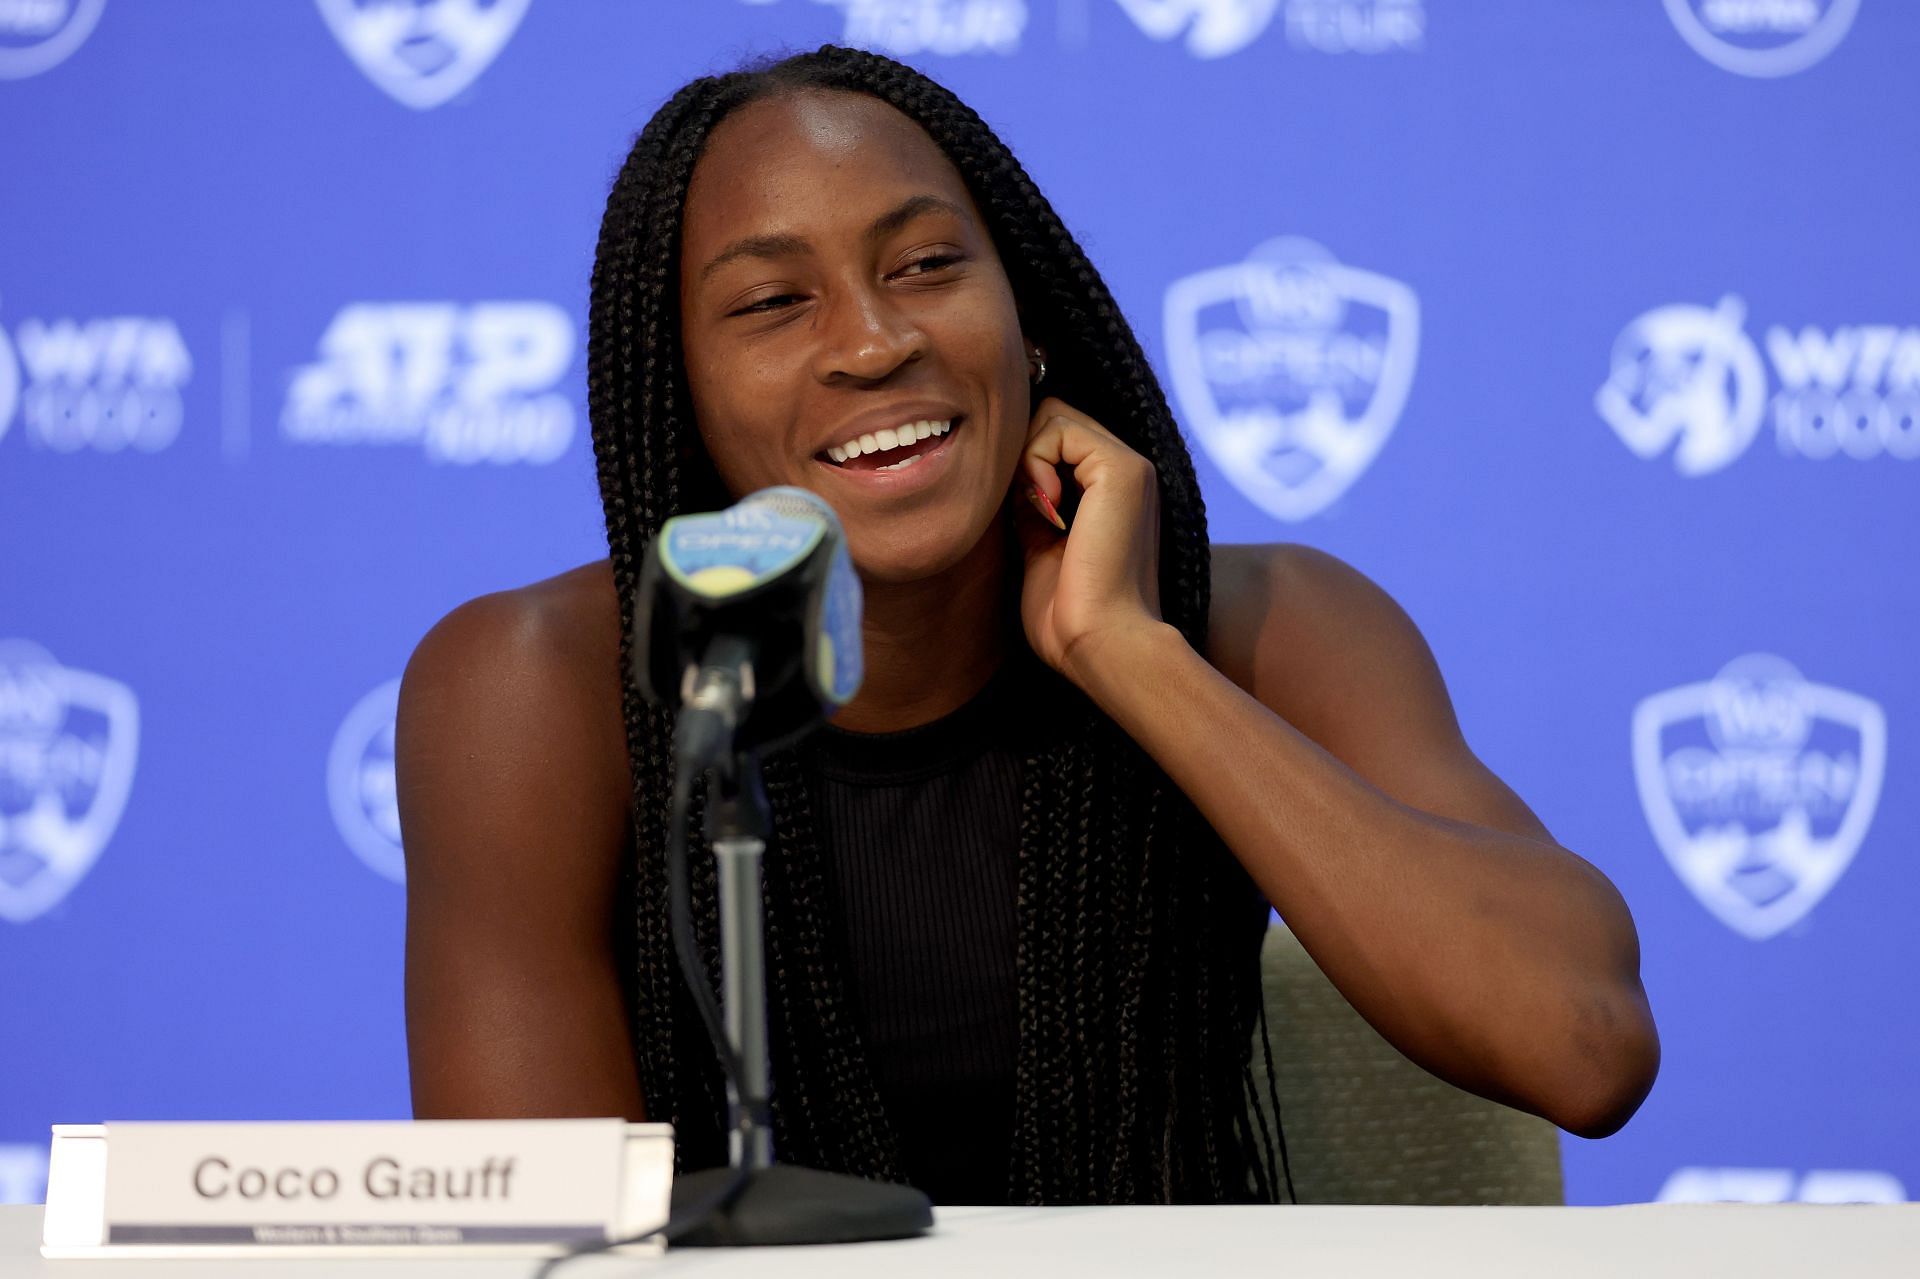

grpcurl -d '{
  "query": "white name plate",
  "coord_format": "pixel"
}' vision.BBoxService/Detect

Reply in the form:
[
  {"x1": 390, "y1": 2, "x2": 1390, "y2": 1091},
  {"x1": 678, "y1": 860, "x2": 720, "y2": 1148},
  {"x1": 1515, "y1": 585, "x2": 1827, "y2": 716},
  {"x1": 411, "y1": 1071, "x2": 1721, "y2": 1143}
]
[{"x1": 41, "y1": 1119, "x2": 675, "y2": 1259}]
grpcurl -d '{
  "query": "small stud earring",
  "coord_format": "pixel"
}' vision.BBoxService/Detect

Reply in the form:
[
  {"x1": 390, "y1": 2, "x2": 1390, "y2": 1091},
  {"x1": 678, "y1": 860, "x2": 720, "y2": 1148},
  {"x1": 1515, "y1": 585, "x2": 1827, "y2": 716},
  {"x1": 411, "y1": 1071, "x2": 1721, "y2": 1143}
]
[{"x1": 1028, "y1": 347, "x2": 1048, "y2": 387}]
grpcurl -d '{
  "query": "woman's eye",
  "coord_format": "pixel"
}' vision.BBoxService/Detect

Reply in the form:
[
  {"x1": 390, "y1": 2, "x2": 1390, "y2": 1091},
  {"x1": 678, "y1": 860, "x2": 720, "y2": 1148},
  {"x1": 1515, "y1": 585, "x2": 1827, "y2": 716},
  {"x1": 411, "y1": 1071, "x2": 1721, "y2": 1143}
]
[
  {"x1": 733, "y1": 293, "x2": 801, "y2": 316},
  {"x1": 899, "y1": 253, "x2": 962, "y2": 276}
]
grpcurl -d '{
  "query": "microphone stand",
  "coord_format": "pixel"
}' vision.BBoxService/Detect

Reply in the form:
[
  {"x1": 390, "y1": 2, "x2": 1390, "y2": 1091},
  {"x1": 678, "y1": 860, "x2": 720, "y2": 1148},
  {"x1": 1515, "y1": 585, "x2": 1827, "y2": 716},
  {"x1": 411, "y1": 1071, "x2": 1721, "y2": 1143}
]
[{"x1": 667, "y1": 658, "x2": 933, "y2": 1247}]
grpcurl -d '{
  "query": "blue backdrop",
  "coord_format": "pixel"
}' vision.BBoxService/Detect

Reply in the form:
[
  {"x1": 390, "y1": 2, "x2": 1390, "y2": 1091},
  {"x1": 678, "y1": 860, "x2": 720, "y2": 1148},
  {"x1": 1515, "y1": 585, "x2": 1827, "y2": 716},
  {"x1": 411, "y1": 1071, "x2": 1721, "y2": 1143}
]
[{"x1": 3, "y1": 0, "x2": 1913, "y2": 1208}]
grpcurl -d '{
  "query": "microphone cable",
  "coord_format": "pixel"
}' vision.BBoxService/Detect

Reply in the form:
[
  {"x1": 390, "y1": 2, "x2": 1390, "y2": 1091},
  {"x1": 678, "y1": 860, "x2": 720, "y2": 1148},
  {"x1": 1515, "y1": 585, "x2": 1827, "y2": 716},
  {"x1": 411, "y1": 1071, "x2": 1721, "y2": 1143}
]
[{"x1": 532, "y1": 706, "x2": 755, "y2": 1275}]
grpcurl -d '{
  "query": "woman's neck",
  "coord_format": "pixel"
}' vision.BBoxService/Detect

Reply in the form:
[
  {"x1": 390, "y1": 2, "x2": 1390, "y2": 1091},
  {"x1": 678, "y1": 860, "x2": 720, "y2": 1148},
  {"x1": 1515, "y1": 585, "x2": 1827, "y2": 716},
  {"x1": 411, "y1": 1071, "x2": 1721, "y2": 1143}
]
[{"x1": 828, "y1": 523, "x2": 1013, "y2": 734}]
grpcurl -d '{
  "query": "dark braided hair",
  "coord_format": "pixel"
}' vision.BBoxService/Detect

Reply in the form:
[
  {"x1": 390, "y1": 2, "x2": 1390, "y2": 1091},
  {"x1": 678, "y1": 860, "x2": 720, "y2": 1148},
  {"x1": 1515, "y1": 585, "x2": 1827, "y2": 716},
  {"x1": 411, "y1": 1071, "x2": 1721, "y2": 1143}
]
[{"x1": 588, "y1": 44, "x2": 1289, "y2": 1205}]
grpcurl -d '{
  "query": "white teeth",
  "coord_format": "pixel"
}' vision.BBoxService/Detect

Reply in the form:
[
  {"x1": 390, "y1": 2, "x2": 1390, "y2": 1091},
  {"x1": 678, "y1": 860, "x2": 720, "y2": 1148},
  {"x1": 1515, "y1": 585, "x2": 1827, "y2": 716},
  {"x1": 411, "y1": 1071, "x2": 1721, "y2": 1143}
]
[
  {"x1": 875, "y1": 452, "x2": 924, "y2": 472},
  {"x1": 825, "y1": 418, "x2": 953, "y2": 463}
]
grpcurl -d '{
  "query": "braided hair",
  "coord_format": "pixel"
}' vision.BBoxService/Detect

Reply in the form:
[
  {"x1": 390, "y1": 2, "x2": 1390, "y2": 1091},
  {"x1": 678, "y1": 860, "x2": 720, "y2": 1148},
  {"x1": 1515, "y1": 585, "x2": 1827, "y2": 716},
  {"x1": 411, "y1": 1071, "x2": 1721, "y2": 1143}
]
[{"x1": 588, "y1": 44, "x2": 1290, "y2": 1205}]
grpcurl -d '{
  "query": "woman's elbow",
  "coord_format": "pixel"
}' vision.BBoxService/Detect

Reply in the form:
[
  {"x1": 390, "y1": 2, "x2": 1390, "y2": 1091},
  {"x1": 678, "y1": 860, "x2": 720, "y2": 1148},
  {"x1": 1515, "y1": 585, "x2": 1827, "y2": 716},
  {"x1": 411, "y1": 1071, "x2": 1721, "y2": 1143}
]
[{"x1": 1555, "y1": 988, "x2": 1661, "y2": 1140}]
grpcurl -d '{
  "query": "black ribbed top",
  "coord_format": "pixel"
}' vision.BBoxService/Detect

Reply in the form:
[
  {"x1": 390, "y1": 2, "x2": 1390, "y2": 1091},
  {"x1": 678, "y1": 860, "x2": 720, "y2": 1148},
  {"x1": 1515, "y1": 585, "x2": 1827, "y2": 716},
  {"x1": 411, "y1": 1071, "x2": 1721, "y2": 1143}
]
[{"x1": 803, "y1": 663, "x2": 1024, "y2": 1206}]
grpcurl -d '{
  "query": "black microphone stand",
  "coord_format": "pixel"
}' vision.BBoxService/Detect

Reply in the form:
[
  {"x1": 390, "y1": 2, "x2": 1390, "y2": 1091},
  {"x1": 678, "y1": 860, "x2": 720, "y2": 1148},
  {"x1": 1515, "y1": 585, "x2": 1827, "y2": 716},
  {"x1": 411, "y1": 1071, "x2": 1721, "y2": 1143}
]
[{"x1": 667, "y1": 655, "x2": 933, "y2": 1247}]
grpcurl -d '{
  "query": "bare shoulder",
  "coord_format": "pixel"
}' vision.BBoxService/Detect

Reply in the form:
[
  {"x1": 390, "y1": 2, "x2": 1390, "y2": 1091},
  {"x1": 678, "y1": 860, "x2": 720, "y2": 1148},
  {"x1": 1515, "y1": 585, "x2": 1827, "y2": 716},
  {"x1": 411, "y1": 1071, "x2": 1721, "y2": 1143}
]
[
  {"x1": 395, "y1": 558, "x2": 647, "y2": 1119},
  {"x1": 1207, "y1": 541, "x2": 1551, "y2": 841},
  {"x1": 395, "y1": 557, "x2": 630, "y2": 887},
  {"x1": 1205, "y1": 541, "x2": 1433, "y2": 740},
  {"x1": 404, "y1": 559, "x2": 623, "y2": 714}
]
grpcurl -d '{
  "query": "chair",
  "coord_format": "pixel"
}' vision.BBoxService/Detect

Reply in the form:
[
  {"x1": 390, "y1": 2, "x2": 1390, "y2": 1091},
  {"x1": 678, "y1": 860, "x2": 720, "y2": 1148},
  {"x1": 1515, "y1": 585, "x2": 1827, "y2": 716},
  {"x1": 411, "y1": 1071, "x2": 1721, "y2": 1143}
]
[{"x1": 1251, "y1": 920, "x2": 1566, "y2": 1205}]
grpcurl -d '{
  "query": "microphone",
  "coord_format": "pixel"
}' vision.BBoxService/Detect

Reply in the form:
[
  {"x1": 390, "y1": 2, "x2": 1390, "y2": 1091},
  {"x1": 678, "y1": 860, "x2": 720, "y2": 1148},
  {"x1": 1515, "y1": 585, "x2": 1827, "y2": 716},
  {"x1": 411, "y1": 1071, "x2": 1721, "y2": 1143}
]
[
  {"x1": 617, "y1": 485, "x2": 933, "y2": 1249},
  {"x1": 634, "y1": 485, "x2": 862, "y2": 766}
]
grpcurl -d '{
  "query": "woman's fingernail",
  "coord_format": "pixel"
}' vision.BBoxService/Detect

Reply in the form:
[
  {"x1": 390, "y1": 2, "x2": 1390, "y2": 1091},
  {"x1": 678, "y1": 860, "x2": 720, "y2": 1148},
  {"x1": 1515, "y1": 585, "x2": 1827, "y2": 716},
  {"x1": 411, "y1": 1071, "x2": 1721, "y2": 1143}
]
[{"x1": 1027, "y1": 485, "x2": 1067, "y2": 531}]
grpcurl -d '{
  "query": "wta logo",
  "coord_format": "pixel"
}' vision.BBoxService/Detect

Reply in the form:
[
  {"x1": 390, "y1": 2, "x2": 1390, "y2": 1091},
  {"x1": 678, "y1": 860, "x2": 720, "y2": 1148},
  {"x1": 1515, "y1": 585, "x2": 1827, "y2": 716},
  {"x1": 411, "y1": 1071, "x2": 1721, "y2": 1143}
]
[
  {"x1": 0, "y1": 308, "x2": 192, "y2": 454},
  {"x1": 0, "y1": 641, "x2": 139, "y2": 925},
  {"x1": 1164, "y1": 238, "x2": 1418, "y2": 521},
  {"x1": 1597, "y1": 296, "x2": 1920, "y2": 474},
  {"x1": 315, "y1": 0, "x2": 530, "y2": 109},
  {"x1": 1663, "y1": 0, "x2": 1860, "y2": 78},
  {"x1": 0, "y1": 0, "x2": 104, "y2": 80},
  {"x1": 329, "y1": 679, "x2": 404, "y2": 883},
  {"x1": 1632, "y1": 655, "x2": 1886, "y2": 941},
  {"x1": 281, "y1": 302, "x2": 575, "y2": 465}
]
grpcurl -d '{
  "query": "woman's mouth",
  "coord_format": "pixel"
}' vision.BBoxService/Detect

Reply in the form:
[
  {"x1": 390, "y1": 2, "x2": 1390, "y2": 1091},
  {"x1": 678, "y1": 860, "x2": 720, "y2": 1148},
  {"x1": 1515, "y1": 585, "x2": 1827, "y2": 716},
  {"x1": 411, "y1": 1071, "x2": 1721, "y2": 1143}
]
[{"x1": 813, "y1": 415, "x2": 963, "y2": 484}]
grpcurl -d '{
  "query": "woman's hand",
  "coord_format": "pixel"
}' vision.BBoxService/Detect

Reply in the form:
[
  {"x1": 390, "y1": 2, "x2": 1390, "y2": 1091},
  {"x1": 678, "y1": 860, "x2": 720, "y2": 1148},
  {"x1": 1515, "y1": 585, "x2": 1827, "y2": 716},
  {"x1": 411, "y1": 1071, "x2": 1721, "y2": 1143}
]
[{"x1": 1010, "y1": 396, "x2": 1166, "y2": 685}]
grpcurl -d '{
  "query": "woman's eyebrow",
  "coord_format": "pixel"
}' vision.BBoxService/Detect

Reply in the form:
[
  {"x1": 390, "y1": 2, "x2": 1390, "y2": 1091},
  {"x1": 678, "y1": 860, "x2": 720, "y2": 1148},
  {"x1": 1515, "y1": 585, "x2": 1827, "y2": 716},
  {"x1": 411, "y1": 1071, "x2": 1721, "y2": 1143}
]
[{"x1": 697, "y1": 193, "x2": 967, "y2": 283}]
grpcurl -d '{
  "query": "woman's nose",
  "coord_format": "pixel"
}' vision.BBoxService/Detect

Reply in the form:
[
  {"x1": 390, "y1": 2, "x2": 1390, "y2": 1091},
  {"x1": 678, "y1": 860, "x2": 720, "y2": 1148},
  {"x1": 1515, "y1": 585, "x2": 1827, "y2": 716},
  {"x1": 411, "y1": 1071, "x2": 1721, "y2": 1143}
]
[{"x1": 812, "y1": 281, "x2": 927, "y2": 383}]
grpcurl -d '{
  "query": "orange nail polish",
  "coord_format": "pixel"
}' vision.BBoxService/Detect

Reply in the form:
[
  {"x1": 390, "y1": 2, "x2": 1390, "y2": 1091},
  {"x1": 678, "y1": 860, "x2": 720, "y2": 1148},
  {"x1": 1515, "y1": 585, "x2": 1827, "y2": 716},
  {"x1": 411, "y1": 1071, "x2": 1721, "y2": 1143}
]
[{"x1": 1027, "y1": 485, "x2": 1067, "y2": 531}]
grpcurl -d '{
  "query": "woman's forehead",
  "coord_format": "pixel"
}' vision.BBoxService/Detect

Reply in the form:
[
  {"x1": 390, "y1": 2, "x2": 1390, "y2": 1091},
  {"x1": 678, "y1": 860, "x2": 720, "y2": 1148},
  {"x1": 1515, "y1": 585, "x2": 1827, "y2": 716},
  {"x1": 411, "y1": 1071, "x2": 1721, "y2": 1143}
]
[{"x1": 682, "y1": 90, "x2": 974, "y2": 247}]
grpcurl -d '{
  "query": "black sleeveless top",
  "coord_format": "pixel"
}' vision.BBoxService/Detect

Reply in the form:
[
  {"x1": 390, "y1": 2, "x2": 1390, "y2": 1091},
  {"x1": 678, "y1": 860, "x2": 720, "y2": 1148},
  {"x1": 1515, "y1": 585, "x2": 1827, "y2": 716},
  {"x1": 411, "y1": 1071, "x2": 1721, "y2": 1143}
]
[{"x1": 801, "y1": 662, "x2": 1024, "y2": 1206}]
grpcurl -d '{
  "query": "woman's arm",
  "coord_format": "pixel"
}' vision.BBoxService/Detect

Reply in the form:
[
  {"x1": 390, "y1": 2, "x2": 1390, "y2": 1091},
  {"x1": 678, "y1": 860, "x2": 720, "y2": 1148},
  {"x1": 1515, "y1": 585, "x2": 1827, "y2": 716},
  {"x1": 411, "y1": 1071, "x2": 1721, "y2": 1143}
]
[
  {"x1": 1073, "y1": 544, "x2": 1659, "y2": 1139},
  {"x1": 394, "y1": 567, "x2": 646, "y2": 1121}
]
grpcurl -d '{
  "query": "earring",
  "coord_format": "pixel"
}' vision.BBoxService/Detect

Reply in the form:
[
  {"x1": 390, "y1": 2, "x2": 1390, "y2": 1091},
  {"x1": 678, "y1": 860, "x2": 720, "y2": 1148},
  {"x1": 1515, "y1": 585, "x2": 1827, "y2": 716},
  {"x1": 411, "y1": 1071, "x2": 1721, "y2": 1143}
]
[{"x1": 1028, "y1": 346, "x2": 1048, "y2": 387}]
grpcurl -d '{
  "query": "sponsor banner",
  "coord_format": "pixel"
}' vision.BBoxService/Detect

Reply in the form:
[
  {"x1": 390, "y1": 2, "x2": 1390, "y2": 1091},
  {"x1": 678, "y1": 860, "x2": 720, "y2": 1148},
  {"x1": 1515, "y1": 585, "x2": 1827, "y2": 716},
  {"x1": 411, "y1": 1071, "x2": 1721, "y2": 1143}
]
[
  {"x1": 0, "y1": 0, "x2": 104, "y2": 79},
  {"x1": 329, "y1": 679, "x2": 404, "y2": 884},
  {"x1": 1658, "y1": 1167, "x2": 1907, "y2": 1203},
  {"x1": 280, "y1": 302, "x2": 576, "y2": 465},
  {"x1": 314, "y1": 0, "x2": 531, "y2": 109},
  {"x1": 1164, "y1": 238, "x2": 1418, "y2": 521},
  {"x1": 0, "y1": 309, "x2": 192, "y2": 455},
  {"x1": 1598, "y1": 297, "x2": 1920, "y2": 473},
  {"x1": 1663, "y1": 0, "x2": 1860, "y2": 78},
  {"x1": 0, "y1": 642, "x2": 139, "y2": 925},
  {"x1": 1113, "y1": 0, "x2": 1422, "y2": 58},
  {"x1": 1632, "y1": 655, "x2": 1886, "y2": 940}
]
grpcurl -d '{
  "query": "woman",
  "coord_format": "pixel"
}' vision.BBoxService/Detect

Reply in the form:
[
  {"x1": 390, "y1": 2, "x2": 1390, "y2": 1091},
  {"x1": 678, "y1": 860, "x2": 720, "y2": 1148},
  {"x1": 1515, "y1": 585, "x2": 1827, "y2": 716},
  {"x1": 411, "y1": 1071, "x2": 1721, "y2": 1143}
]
[{"x1": 394, "y1": 45, "x2": 1659, "y2": 1207}]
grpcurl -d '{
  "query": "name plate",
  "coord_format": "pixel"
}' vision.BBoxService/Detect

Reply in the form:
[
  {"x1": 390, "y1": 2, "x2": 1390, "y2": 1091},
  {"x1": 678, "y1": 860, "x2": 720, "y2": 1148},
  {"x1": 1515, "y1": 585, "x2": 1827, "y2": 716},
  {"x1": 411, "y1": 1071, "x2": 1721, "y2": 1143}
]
[{"x1": 42, "y1": 1119, "x2": 675, "y2": 1258}]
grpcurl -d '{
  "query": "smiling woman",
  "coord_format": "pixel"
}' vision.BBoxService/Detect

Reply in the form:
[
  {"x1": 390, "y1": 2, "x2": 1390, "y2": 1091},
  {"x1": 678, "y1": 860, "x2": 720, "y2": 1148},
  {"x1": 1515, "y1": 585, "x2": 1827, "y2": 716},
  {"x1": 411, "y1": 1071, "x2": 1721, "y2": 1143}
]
[{"x1": 392, "y1": 44, "x2": 1658, "y2": 1210}]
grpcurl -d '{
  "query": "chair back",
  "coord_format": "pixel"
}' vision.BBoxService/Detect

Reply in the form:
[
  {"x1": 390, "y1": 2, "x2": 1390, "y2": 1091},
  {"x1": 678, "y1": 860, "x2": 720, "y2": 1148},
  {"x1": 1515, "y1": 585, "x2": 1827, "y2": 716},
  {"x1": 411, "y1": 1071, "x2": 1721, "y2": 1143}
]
[{"x1": 1252, "y1": 920, "x2": 1565, "y2": 1204}]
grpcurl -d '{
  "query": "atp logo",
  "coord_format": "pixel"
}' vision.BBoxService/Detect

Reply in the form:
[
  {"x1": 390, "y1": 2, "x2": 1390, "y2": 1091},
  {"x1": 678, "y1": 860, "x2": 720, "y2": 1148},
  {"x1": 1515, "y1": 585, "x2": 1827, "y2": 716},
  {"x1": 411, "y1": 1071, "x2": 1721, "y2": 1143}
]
[
  {"x1": 0, "y1": 641, "x2": 139, "y2": 925},
  {"x1": 0, "y1": 0, "x2": 104, "y2": 80},
  {"x1": 1113, "y1": 0, "x2": 1421, "y2": 57},
  {"x1": 1164, "y1": 238, "x2": 1418, "y2": 521},
  {"x1": 1599, "y1": 296, "x2": 1920, "y2": 473},
  {"x1": 281, "y1": 302, "x2": 575, "y2": 465},
  {"x1": 1632, "y1": 655, "x2": 1886, "y2": 941},
  {"x1": 0, "y1": 307, "x2": 193, "y2": 454},
  {"x1": 329, "y1": 679, "x2": 404, "y2": 883},
  {"x1": 314, "y1": 0, "x2": 530, "y2": 109},
  {"x1": 1658, "y1": 1167, "x2": 1905, "y2": 1204},
  {"x1": 1663, "y1": 0, "x2": 1860, "y2": 78}
]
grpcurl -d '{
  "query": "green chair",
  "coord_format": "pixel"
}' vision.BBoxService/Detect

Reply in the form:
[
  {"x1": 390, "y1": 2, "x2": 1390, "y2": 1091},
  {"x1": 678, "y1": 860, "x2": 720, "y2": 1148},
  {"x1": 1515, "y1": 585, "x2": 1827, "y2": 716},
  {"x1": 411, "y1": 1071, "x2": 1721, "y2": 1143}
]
[{"x1": 1252, "y1": 920, "x2": 1566, "y2": 1205}]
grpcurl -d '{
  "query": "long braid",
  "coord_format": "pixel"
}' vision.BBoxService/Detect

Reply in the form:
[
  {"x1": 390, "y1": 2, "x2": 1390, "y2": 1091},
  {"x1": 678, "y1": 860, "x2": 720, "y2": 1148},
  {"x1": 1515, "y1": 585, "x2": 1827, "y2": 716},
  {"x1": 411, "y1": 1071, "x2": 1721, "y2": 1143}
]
[{"x1": 588, "y1": 44, "x2": 1283, "y2": 1204}]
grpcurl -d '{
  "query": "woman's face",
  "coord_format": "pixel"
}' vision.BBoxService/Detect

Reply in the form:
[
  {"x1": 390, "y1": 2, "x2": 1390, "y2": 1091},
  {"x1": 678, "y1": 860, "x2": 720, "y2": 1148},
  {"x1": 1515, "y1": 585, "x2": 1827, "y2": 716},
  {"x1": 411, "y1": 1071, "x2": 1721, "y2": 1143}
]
[{"x1": 677, "y1": 89, "x2": 1032, "y2": 584}]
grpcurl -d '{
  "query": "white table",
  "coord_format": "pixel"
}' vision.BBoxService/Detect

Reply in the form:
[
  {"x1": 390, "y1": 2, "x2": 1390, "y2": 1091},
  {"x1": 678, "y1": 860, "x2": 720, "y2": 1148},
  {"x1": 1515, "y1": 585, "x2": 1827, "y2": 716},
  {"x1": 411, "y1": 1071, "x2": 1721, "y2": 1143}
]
[{"x1": 7, "y1": 1202, "x2": 1917, "y2": 1276}]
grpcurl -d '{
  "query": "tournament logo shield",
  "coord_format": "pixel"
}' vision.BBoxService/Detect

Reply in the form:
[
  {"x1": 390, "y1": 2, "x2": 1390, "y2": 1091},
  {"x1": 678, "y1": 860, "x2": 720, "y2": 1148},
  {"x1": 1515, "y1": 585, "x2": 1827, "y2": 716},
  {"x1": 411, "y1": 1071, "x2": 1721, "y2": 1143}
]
[
  {"x1": 329, "y1": 678, "x2": 405, "y2": 882},
  {"x1": 0, "y1": 641, "x2": 139, "y2": 924},
  {"x1": 1632, "y1": 654, "x2": 1887, "y2": 941},
  {"x1": 314, "y1": 0, "x2": 531, "y2": 110},
  {"x1": 1595, "y1": 296, "x2": 1767, "y2": 477},
  {"x1": 1164, "y1": 237, "x2": 1418, "y2": 522}
]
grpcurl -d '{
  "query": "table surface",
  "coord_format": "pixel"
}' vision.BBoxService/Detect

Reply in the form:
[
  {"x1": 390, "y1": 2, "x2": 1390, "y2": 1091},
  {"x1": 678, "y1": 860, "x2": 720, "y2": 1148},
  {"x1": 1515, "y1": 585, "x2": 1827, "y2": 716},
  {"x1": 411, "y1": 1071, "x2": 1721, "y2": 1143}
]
[{"x1": 9, "y1": 1202, "x2": 1919, "y2": 1277}]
